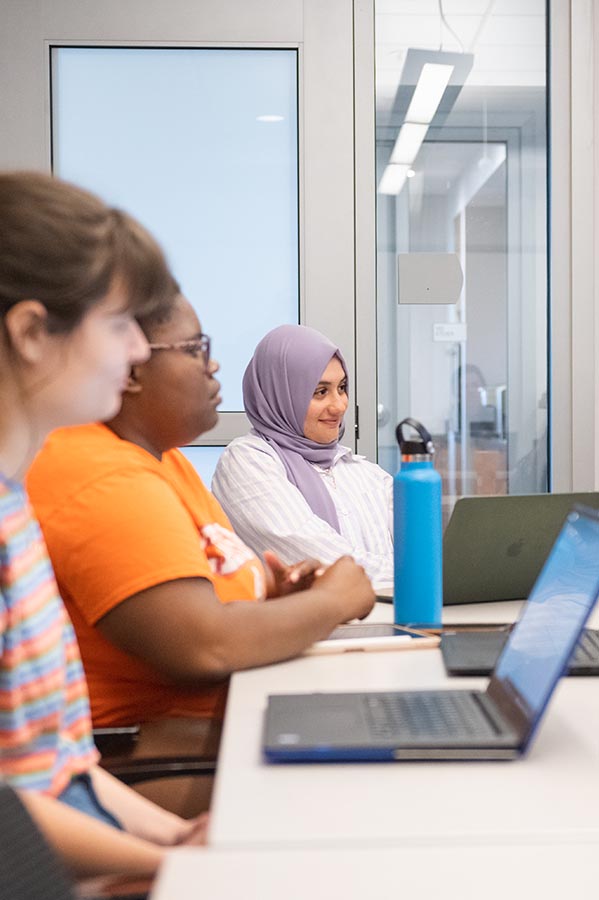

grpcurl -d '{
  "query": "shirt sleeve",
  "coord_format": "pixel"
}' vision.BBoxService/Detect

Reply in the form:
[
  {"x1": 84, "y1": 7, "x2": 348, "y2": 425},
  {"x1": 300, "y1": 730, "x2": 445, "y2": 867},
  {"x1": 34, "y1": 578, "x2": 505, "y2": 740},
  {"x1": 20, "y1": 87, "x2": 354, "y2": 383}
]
[
  {"x1": 334, "y1": 455, "x2": 394, "y2": 588},
  {"x1": 212, "y1": 439, "x2": 393, "y2": 588},
  {"x1": 41, "y1": 466, "x2": 214, "y2": 625}
]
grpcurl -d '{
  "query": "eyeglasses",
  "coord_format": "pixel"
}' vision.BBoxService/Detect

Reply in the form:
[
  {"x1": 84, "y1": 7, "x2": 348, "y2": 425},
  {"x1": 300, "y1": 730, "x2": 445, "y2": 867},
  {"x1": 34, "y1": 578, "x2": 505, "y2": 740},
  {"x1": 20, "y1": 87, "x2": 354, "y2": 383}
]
[{"x1": 148, "y1": 334, "x2": 211, "y2": 367}]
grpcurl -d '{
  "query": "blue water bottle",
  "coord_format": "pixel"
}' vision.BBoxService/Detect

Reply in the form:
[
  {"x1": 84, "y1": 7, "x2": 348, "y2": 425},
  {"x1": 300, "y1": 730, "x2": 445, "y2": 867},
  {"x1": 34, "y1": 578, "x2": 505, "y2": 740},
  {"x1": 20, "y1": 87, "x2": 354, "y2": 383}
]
[{"x1": 393, "y1": 418, "x2": 442, "y2": 627}]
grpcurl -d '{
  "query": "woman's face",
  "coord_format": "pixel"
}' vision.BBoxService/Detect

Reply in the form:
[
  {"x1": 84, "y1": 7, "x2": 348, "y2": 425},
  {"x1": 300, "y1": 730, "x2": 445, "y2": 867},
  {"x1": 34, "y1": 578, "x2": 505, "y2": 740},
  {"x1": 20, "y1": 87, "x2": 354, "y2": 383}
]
[
  {"x1": 302, "y1": 356, "x2": 348, "y2": 444},
  {"x1": 138, "y1": 294, "x2": 221, "y2": 448},
  {"x1": 30, "y1": 281, "x2": 149, "y2": 429}
]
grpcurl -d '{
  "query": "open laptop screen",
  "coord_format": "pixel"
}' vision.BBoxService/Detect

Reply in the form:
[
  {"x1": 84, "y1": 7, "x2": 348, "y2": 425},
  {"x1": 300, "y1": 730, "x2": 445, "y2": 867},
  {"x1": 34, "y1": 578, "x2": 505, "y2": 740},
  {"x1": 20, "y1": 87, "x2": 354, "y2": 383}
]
[{"x1": 490, "y1": 509, "x2": 599, "y2": 732}]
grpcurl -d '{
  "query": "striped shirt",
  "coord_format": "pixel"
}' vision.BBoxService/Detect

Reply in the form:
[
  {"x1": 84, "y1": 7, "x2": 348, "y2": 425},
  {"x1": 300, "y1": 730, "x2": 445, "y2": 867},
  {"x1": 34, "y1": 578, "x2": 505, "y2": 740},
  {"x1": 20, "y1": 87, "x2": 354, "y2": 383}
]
[
  {"x1": 212, "y1": 433, "x2": 394, "y2": 590},
  {"x1": 0, "y1": 473, "x2": 97, "y2": 795}
]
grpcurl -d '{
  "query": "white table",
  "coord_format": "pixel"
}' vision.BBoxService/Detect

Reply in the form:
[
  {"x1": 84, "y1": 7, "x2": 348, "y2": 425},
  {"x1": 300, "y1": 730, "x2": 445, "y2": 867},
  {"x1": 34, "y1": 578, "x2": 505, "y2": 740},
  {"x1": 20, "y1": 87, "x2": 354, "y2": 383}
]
[
  {"x1": 208, "y1": 601, "x2": 599, "y2": 850},
  {"x1": 151, "y1": 841, "x2": 598, "y2": 900}
]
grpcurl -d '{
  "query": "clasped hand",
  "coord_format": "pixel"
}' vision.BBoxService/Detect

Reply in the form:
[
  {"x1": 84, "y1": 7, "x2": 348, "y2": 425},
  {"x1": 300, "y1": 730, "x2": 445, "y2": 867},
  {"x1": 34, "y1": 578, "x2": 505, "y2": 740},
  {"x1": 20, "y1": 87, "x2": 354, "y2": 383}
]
[{"x1": 263, "y1": 550, "x2": 325, "y2": 598}]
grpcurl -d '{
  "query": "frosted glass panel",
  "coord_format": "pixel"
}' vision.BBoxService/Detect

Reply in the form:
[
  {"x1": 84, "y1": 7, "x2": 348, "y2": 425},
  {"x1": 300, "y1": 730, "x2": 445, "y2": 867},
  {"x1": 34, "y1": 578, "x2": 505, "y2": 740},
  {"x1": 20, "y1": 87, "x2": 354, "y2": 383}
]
[{"x1": 51, "y1": 47, "x2": 299, "y2": 410}]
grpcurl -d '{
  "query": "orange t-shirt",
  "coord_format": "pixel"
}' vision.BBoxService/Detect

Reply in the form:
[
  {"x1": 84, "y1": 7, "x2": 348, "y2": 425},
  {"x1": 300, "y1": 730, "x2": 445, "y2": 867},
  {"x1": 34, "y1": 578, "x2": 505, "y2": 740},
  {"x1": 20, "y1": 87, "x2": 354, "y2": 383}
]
[{"x1": 26, "y1": 424, "x2": 264, "y2": 726}]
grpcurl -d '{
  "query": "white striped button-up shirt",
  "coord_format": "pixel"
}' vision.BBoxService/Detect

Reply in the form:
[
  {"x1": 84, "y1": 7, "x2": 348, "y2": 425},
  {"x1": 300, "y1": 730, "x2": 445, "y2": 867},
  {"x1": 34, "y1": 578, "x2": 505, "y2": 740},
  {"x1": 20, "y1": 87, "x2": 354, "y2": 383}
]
[{"x1": 212, "y1": 433, "x2": 394, "y2": 590}]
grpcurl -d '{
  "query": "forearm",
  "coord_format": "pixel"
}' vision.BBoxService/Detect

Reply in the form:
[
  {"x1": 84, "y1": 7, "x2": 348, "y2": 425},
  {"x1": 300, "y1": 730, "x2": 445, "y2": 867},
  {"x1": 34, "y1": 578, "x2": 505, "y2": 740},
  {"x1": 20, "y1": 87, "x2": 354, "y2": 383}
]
[
  {"x1": 199, "y1": 585, "x2": 352, "y2": 674},
  {"x1": 98, "y1": 563, "x2": 375, "y2": 684},
  {"x1": 89, "y1": 766, "x2": 190, "y2": 845},
  {"x1": 258, "y1": 525, "x2": 392, "y2": 591},
  {"x1": 350, "y1": 549, "x2": 393, "y2": 591},
  {"x1": 20, "y1": 790, "x2": 164, "y2": 878}
]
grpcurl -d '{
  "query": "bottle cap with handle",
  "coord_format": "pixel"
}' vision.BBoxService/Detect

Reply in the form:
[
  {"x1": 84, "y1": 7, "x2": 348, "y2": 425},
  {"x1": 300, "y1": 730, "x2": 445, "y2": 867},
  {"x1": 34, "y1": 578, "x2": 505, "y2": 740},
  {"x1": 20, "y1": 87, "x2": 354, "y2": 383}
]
[{"x1": 396, "y1": 417, "x2": 436, "y2": 460}]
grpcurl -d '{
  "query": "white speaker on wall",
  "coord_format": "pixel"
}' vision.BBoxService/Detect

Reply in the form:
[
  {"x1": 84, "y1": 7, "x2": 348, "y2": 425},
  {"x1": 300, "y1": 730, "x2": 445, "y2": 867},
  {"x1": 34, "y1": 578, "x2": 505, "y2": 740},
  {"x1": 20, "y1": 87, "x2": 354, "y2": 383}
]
[{"x1": 397, "y1": 252, "x2": 463, "y2": 305}]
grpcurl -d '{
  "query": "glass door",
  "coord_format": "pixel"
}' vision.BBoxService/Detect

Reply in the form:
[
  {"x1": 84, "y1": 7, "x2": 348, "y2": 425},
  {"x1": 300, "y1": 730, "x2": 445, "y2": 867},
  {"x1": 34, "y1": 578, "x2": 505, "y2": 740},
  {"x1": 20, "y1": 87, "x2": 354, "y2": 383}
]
[{"x1": 374, "y1": 0, "x2": 548, "y2": 522}]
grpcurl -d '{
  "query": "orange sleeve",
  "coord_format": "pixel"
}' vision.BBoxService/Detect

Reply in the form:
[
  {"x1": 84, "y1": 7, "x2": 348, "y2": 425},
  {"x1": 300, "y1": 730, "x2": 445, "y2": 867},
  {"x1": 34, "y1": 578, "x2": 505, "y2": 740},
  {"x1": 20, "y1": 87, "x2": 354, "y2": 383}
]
[{"x1": 41, "y1": 465, "x2": 214, "y2": 625}]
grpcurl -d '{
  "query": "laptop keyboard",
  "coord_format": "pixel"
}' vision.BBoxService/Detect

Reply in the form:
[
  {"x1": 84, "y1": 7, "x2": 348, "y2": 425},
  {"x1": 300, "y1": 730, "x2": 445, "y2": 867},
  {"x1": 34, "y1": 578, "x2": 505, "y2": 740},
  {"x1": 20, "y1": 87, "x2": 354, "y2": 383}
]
[
  {"x1": 575, "y1": 628, "x2": 599, "y2": 662},
  {"x1": 364, "y1": 690, "x2": 498, "y2": 740}
]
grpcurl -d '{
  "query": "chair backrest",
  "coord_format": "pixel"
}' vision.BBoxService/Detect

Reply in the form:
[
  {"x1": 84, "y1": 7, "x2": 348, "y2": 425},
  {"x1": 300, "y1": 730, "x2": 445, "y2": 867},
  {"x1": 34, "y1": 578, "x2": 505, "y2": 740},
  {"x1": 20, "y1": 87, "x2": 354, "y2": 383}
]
[{"x1": 0, "y1": 784, "x2": 75, "y2": 900}]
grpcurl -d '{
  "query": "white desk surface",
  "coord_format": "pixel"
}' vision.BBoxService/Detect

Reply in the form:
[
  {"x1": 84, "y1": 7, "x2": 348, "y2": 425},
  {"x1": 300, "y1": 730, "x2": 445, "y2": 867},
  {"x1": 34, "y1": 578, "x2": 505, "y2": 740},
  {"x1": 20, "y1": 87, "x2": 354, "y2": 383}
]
[
  {"x1": 208, "y1": 601, "x2": 599, "y2": 850},
  {"x1": 151, "y1": 841, "x2": 598, "y2": 900}
]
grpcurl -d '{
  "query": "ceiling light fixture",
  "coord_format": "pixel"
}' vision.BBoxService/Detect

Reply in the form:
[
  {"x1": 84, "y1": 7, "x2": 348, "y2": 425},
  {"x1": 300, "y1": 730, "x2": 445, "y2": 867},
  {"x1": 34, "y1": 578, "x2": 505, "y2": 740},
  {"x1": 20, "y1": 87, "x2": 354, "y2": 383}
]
[
  {"x1": 390, "y1": 122, "x2": 429, "y2": 166},
  {"x1": 378, "y1": 164, "x2": 410, "y2": 196},
  {"x1": 405, "y1": 63, "x2": 454, "y2": 123},
  {"x1": 378, "y1": 49, "x2": 473, "y2": 196}
]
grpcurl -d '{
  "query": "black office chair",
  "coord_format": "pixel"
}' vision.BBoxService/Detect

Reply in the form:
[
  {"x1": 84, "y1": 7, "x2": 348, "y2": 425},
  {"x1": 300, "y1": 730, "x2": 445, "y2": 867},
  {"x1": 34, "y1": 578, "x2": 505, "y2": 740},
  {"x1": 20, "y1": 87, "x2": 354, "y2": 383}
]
[
  {"x1": 93, "y1": 717, "x2": 219, "y2": 819},
  {"x1": 93, "y1": 717, "x2": 219, "y2": 785}
]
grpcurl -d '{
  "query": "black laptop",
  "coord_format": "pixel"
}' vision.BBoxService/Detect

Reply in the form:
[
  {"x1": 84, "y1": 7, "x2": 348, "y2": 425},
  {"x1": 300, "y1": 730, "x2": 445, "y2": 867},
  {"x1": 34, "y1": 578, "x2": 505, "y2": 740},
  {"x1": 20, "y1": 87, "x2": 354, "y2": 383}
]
[
  {"x1": 441, "y1": 626, "x2": 599, "y2": 676},
  {"x1": 442, "y1": 492, "x2": 599, "y2": 604},
  {"x1": 263, "y1": 507, "x2": 599, "y2": 763}
]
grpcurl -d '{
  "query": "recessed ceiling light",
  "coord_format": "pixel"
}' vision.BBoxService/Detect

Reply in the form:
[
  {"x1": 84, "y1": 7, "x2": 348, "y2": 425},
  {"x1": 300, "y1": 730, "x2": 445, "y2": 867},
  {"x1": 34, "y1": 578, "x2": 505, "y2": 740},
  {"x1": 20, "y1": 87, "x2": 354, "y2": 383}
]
[
  {"x1": 407, "y1": 169, "x2": 415, "y2": 178},
  {"x1": 256, "y1": 114, "x2": 284, "y2": 122}
]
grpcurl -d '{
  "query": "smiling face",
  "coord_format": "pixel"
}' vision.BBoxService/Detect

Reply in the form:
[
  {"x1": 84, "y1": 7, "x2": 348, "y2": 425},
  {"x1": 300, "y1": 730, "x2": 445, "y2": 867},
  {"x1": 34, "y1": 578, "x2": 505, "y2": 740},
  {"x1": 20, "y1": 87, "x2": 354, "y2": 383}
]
[
  {"x1": 302, "y1": 356, "x2": 348, "y2": 444},
  {"x1": 125, "y1": 294, "x2": 221, "y2": 453}
]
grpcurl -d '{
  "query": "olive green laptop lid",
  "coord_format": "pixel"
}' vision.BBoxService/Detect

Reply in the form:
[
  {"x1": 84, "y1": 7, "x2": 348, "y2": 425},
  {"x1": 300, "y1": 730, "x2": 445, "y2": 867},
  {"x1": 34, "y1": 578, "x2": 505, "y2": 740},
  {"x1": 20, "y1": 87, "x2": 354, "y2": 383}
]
[{"x1": 443, "y1": 492, "x2": 599, "y2": 605}]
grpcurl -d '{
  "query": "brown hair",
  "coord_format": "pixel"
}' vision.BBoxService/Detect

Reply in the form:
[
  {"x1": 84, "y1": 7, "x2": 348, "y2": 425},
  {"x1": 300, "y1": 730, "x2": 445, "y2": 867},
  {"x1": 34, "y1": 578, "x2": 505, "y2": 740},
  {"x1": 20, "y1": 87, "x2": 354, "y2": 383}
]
[
  {"x1": 135, "y1": 278, "x2": 182, "y2": 339},
  {"x1": 0, "y1": 171, "x2": 174, "y2": 333}
]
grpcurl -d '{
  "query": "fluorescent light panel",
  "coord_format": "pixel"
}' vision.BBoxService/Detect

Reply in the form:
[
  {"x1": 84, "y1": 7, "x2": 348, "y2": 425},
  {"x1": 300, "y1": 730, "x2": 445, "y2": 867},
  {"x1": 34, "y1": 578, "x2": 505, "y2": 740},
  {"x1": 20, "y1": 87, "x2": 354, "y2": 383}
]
[
  {"x1": 378, "y1": 164, "x2": 409, "y2": 195},
  {"x1": 405, "y1": 63, "x2": 454, "y2": 124},
  {"x1": 379, "y1": 59, "x2": 456, "y2": 196},
  {"x1": 390, "y1": 122, "x2": 428, "y2": 165}
]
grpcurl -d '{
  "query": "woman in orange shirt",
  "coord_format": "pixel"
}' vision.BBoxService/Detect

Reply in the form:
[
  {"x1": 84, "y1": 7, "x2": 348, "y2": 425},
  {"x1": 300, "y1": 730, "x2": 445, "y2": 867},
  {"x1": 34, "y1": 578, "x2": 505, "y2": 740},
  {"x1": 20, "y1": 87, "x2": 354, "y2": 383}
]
[{"x1": 28, "y1": 289, "x2": 375, "y2": 728}]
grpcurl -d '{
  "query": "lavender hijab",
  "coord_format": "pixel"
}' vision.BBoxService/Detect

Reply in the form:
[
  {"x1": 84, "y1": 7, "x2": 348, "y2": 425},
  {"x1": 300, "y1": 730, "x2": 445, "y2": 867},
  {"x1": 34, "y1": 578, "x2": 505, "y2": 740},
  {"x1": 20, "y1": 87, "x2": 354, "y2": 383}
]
[{"x1": 242, "y1": 324, "x2": 348, "y2": 532}]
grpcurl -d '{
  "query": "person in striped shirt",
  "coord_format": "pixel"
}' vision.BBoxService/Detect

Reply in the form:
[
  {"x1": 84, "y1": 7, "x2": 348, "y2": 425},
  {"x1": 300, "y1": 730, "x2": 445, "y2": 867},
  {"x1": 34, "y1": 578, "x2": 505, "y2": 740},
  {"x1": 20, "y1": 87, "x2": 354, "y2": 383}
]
[
  {"x1": 212, "y1": 324, "x2": 394, "y2": 591},
  {"x1": 0, "y1": 171, "x2": 206, "y2": 878}
]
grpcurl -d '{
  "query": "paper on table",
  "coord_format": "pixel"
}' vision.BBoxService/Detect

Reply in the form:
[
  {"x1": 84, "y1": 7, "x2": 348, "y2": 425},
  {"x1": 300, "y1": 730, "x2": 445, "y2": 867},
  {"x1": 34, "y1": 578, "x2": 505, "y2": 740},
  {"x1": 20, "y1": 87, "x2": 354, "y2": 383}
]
[{"x1": 304, "y1": 623, "x2": 440, "y2": 655}]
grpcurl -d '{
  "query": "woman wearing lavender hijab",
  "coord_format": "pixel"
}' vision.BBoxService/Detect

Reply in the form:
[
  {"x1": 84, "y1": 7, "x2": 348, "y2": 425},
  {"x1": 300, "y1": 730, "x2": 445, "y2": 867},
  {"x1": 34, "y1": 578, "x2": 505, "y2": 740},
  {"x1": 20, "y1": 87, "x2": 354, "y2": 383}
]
[{"x1": 212, "y1": 325, "x2": 394, "y2": 591}]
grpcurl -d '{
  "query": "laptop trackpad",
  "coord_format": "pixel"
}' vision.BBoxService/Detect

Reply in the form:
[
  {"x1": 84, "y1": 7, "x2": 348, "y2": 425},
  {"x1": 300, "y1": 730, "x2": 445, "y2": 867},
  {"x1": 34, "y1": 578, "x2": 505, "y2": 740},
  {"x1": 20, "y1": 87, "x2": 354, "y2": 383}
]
[{"x1": 264, "y1": 695, "x2": 372, "y2": 748}]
